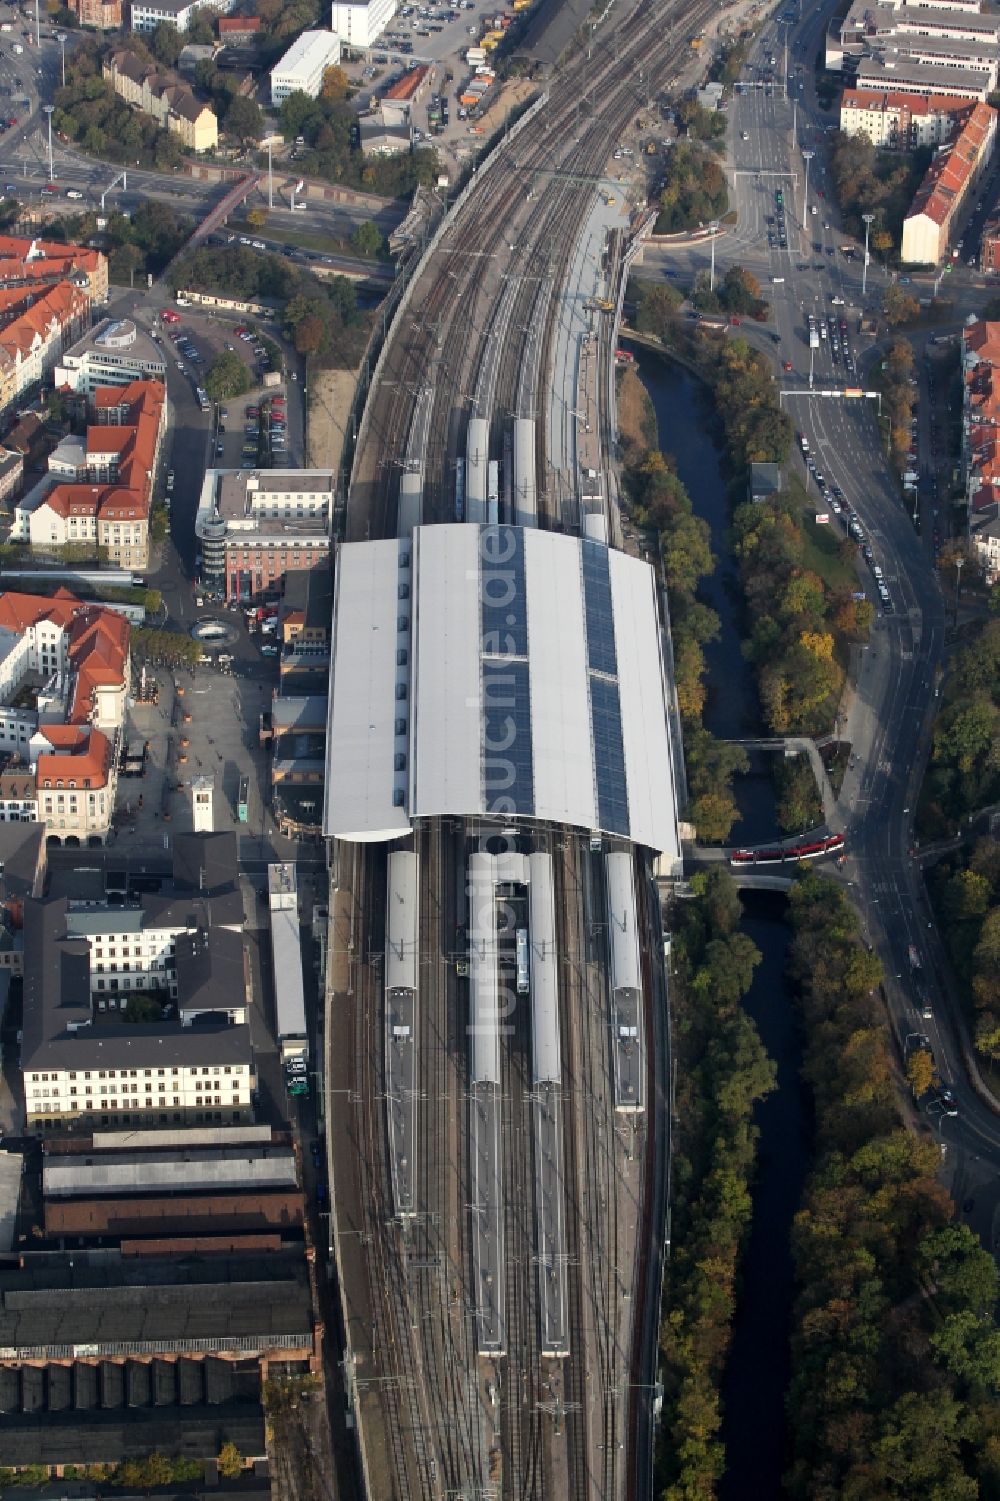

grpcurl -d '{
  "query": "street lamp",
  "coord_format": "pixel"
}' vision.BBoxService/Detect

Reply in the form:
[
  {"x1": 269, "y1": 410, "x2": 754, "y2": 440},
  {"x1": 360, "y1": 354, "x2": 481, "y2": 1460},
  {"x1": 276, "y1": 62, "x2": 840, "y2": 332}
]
[
  {"x1": 862, "y1": 212, "x2": 875, "y2": 299},
  {"x1": 801, "y1": 149, "x2": 814, "y2": 231},
  {"x1": 55, "y1": 32, "x2": 66, "y2": 89},
  {"x1": 42, "y1": 105, "x2": 54, "y2": 184},
  {"x1": 954, "y1": 555, "x2": 964, "y2": 621},
  {"x1": 709, "y1": 219, "x2": 720, "y2": 292}
]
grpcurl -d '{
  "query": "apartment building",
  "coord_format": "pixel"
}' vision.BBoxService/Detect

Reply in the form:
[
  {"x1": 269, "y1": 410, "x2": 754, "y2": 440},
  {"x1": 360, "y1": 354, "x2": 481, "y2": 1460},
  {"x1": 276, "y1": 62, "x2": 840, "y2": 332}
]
[
  {"x1": 901, "y1": 100, "x2": 997, "y2": 262},
  {"x1": 66, "y1": 0, "x2": 122, "y2": 25},
  {"x1": 0, "y1": 281, "x2": 90, "y2": 426},
  {"x1": 218, "y1": 14, "x2": 260, "y2": 41},
  {"x1": 15, "y1": 380, "x2": 165, "y2": 570},
  {"x1": 104, "y1": 49, "x2": 218, "y2": 153},
  {"x1": 0, "y1": 234, "x2": 108, "y2": 305},
  {"x1": 0, "y1": 589, "x2": 130, "y2": 839},
  {"x1": 839, "y1": 87, "x2": 973, "y2": 147}
]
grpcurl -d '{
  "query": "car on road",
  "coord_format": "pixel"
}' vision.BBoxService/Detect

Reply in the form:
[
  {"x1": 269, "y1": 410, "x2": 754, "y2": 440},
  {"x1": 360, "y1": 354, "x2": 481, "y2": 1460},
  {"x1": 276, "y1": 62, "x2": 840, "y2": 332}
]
[
  {"x1": 831, "y1": 294, "x2": 845, "y2": 305},
  {"x1": 782, "y1": 360, "x2": 793, "y2": 371}
]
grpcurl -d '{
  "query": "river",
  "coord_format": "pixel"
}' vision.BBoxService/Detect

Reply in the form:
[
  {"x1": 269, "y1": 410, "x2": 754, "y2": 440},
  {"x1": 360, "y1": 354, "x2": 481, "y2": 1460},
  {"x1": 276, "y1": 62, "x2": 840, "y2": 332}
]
[
  {"x1": 635, "y1": 348, "x2": 779, "y2": 845},
  {"x1": 635, "y1": 349, "x2": 810, "y2": 1496}
]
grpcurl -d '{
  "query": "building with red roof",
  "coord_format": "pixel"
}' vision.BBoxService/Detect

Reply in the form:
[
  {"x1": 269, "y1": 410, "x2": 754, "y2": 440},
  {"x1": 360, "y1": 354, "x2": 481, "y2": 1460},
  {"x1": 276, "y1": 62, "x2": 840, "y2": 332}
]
[
  {"x1": 902, "y1": 101, "x2": 997, "y2": 263},
  {"x1": 0, "y1": 589, "x2": 129, "y2": 842},
  {"x1": 16, "y1": 380, "x2": 165, "y2": 570},
  {"x1": 839, "y1": 88, "x2": 974, "y2": 149}
]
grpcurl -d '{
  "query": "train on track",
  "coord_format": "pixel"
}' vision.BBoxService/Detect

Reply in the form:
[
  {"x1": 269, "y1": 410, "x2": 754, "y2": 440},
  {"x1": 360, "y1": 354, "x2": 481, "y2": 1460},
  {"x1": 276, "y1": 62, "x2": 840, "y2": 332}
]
[{"x1": 729, "y1": 832, "x2": 846, "y2": 867}]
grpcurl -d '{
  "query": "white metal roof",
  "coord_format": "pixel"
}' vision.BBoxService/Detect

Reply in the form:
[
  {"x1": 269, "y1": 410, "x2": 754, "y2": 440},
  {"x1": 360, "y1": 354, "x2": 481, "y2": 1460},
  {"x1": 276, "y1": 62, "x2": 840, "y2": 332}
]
[
  {"x1": 528, "y1": 853, "x2": 560, "y2": 1084},
  {"x1": 525, "y1": 528, "x2": 596, "y2": 831},
  {"x1": 324, "y1": 538, "x2": 411, "y2": 842},
  {"x1": 469, "y1": 852, "x2": 500, "y2": 1084},
  {"x1": 606, "y1": 852, "x2": 641, "y2": 994},
  {"x1": 324, "y1": 525, "x2": 681, "y2": 854},
  {"x1": 386, "y1": 850, "x2": 418, "y2": 991},
  {"x1": 609, "y1": 548, "x2": 680, "y2": 861},
  {"x1": 410, "y1": 524, "x2": 482, "y2": 820}
]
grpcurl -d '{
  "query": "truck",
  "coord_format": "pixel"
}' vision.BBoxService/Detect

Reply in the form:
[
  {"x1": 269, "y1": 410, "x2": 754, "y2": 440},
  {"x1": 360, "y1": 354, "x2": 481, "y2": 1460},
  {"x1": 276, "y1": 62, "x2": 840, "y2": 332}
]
[
  {"x1": 908, "y1": 943, "x2": 921, "y2": 971},
  {"x1": 262, "y1": 370, "x2": 282, "y2": 389},
  {"x1": 11, "y1": 41, "x2": 21, "y2": 53}
]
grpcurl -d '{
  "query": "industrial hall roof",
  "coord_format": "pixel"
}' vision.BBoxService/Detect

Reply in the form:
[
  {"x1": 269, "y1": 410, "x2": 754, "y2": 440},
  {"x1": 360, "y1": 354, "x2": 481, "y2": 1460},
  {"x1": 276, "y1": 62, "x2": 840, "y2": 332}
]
[{"x1": 323, "y1": 524, "x2": 682, "y2": 857}]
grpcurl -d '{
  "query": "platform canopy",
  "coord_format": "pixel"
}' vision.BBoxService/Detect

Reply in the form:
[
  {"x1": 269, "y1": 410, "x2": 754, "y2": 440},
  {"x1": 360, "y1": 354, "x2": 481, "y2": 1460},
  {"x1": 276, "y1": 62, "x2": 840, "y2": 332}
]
[{"x1": 323, "y1": 524, "x2": 681, "y2": 857}]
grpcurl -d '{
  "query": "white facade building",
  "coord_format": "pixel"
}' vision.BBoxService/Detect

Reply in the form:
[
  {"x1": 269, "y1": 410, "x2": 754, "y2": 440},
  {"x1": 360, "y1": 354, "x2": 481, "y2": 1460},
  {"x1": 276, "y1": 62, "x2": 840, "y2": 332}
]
[
  {"x1": 129, "y1": 0, "x2": 235, "y2": 33},
  {"x1": 271, "y1": 29, "x2": 342, "y2": 104},
  {"x1": 331, "y1": 0, "x2": 396, "y2": 50}
]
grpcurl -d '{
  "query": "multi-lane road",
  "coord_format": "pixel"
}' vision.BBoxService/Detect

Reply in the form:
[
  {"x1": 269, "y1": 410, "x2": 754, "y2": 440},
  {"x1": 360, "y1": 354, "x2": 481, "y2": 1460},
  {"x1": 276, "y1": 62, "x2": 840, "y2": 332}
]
[{"x1": 646, "y1": 4, "x2": 1000, "y2": 1246}]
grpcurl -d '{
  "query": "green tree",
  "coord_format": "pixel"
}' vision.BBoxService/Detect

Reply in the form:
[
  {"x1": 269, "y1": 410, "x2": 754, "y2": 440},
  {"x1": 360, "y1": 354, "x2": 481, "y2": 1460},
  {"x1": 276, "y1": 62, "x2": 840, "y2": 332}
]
[
  {"x1": 151, "y1": 21, "x2": 183, "y2": 65},
  {"x1": 204, "y1": 351, "x2": 251, "y2": 400},
  {"x1": 352, "y1": 219, "x2": 383, "y2": 258},
  {"x1": 185, "y1": 8, "x2": 216, "y2": 44},
  {"x1": 225, "y1": 93, "x2": 263, "y2": 143}
]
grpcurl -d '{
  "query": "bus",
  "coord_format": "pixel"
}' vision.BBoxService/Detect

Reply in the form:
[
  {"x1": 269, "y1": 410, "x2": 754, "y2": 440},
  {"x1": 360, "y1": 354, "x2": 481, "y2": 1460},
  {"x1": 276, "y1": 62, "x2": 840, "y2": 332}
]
[
  {"x1": 515, "y1": 927, "x2": 529, "y2": 996},
  {"x1": 237, "y1": 775, "x2": 249, "y2": 823}
]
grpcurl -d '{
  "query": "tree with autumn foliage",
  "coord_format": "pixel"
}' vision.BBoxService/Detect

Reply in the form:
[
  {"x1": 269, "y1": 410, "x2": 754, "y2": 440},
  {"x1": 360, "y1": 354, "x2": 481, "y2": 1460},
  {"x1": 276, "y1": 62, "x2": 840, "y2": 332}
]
[{"x1": 785, "y1": 874, "x2": 1000, "y2": 1501}]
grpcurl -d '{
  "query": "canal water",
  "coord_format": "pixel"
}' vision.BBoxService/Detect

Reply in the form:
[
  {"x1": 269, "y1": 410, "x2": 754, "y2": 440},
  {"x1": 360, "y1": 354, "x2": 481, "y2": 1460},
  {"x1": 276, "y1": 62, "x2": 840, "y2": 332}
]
[
  {"x1": 634, "y1": 348, "x2": 779, "y2": 844},
  {"x1": 635, "y1": 349, "x2": 810, "y2": 1496}
]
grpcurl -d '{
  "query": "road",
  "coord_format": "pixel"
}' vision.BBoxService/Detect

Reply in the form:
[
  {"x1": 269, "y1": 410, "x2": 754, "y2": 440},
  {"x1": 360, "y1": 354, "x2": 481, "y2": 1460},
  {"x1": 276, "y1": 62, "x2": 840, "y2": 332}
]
[{"x1": 642, "y1": 1, "x2": 1000, "y2": 1246}]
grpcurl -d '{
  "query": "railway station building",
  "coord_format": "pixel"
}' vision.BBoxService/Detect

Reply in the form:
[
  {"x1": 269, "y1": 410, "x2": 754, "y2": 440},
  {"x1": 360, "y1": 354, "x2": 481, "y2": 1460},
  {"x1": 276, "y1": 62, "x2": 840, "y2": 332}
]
[{"x1": 322, "y1": 523, "x2": 683, "y2": 864}]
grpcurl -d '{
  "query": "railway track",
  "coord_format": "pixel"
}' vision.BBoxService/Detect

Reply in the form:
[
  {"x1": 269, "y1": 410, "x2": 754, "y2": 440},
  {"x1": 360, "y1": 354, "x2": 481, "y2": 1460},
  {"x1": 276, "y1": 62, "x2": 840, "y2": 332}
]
[
  {"x1": 350, "y1": 847, "x2": 425, "y2": 1499},
  {"x1": 335, "y1": 1, "x2": 712, "y2": 1495},
  {"x1": 349, "y1": 0, "x2": 717, "y2": 543},
  {"x1": 499, "y1": 908, "x2": 544, "y2": 1498}
]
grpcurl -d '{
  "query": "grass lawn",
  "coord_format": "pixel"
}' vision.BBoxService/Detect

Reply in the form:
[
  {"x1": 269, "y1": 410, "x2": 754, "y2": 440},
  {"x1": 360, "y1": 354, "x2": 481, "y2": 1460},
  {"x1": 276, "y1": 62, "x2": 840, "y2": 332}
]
[{"x1": 785, "y1": 476, "x2": 859, "y2": 591}]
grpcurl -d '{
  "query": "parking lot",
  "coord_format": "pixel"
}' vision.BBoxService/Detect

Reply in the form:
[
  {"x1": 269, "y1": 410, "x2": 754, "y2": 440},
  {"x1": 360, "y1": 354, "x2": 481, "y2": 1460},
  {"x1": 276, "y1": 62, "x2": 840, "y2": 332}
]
[{"x1": 337, "y1": 0, "x2": 528, "y2": 163}]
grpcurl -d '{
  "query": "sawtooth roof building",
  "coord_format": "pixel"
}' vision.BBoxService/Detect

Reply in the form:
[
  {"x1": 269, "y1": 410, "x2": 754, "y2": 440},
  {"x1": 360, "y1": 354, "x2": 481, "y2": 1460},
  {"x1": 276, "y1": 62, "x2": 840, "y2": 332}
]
[{"x1": 323, "y1": 524, "x2": 683, "y2": 862}]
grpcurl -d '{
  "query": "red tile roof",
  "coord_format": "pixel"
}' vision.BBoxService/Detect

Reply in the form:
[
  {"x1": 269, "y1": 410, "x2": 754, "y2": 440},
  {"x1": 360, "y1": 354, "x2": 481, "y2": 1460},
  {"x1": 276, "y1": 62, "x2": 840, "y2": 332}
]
[
  {"x1": 0, "y1": 589, "x2": 128, "y2": 725},
  {"x1": 842, "y1": 88, "x2": 974, "y2": 121},
  {"x1": 36, "y1": 725, "x2": 113, "y2": 789},
  {"x1": 908, "y1": 101, "x2": 997, "y2": 227}
]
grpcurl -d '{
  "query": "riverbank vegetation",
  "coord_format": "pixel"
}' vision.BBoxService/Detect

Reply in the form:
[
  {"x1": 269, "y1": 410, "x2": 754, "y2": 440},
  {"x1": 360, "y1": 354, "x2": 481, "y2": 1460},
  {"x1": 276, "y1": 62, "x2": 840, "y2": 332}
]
[
  {"x1": 618, "y1": 365, "x2": 746, "y2": 840},
  {"x1": 774, "y1": 750, "x2": 824, "y2": 834},
  {"x1": 731, "y1": 491, "x2": 873, "y2": 735},
  {"x1": 655, "y1": 869, "x2": 774, "y2": 1500},
  {"x1": 928, "y1": 837, "x2": 1000, "y2": 1058},
  {"x1": 785, "y1": 873, "x2": 1000, "y2": 1499}
]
